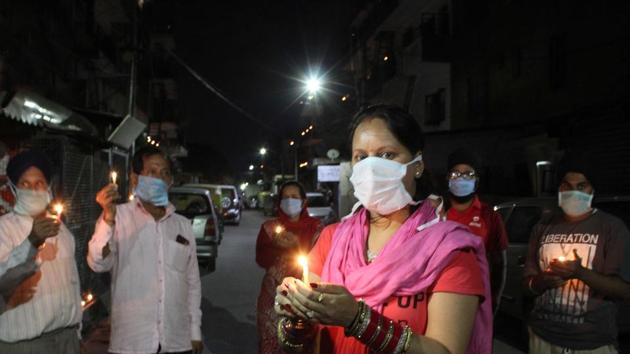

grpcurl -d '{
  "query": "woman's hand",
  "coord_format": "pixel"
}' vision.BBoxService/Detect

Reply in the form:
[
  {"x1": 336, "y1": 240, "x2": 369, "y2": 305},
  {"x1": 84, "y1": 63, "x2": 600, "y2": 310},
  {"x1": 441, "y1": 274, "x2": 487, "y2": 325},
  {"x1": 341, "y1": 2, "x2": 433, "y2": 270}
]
[
  {"x1": 270, "y1": 230, "x2": 299, "y2": 249},
  {"x1": 274, "y1": 277, "x2": 306, "y2": 319},
  {"x1": 287, "y1": 280, "x2": 359, "y2": 327}
]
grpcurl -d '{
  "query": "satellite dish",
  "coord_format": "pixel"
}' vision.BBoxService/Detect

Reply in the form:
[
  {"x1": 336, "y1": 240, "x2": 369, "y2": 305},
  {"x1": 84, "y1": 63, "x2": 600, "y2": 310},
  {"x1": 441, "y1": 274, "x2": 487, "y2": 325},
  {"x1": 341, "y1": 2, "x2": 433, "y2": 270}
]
[{"x1": 327, "y1": 149, "x2": 340, "y2": 160}]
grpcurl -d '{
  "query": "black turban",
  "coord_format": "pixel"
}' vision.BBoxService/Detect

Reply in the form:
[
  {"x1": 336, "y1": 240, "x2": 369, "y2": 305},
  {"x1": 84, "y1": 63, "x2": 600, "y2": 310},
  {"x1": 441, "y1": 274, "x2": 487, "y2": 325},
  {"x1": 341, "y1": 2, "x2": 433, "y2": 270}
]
[
  {"x1": 557, "y1": 151, "x2": 596, "y2": 186},
  {"x1": 6, "y1": 150, "x2": 53, "y2": 185},
  {"x1": 447, "y1": 147, "x2": 481, "y2": 173}
]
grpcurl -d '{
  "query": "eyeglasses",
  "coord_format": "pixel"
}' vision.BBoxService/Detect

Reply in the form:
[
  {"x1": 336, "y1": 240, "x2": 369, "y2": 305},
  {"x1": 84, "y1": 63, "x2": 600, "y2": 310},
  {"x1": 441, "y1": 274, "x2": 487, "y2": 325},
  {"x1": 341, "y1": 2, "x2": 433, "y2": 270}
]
[{"x1": 448, "y1": 170, "x2": 476, "y2": 180}]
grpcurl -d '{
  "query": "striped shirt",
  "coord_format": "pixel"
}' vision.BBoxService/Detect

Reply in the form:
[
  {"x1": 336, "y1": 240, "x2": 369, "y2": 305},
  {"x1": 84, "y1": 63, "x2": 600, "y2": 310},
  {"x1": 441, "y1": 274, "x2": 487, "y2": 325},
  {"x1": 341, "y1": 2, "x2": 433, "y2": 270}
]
[
  {"x1": 87, "y1": 200, "x2": 202, "y2": 354},
  {"x1": 0, "y1": 212, "x2": 82, "y2": 342}
]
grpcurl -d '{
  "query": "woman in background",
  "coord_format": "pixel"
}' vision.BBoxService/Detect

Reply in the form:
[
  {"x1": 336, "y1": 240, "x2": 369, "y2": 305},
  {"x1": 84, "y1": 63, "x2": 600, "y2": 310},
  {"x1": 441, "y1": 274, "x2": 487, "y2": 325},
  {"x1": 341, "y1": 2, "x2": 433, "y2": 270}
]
[
  {"x1": 255, "y1": 181, "x2": 320, "y2": 353},
  {"x1": 274, "y1": 105, "x2": 492, "y2": 354}
]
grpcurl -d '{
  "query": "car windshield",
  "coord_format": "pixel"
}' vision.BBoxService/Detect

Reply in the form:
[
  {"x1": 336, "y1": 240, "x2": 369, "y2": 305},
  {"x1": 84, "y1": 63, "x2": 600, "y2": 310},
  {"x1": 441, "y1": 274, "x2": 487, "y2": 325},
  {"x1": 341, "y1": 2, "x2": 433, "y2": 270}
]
[
  {"x1": 170, "y1": 193, "x2": 211, "y2": 216},
  {"x1": 307, "y1": 195, "x2": 328, "y2": 207}
]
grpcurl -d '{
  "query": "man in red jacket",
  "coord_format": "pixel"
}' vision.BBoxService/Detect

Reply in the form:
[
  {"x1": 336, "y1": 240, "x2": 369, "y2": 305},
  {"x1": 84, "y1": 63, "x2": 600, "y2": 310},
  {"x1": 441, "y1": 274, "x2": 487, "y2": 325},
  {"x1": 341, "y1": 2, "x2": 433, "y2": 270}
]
[{"x1": 445, "y1": 148, "x2": 508, "y2": 314}]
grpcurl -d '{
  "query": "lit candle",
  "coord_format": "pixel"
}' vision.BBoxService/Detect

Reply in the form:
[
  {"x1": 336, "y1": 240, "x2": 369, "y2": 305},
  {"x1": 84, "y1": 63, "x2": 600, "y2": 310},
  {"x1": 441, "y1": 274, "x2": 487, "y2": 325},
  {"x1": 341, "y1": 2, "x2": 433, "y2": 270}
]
[
  {"x1": 129, "y1": 194, "x2": 135, "y2": 201},
  {"x1": 86, "y1": 292, "x2": 93, "y2": 302},
  {"x1": 298, "y1": 255, "x2": 309, "y2": 285},
  {"x1": 81, "y1": 300, "x2": 86, "y2": 307},
  {"x1": 275, "y1": 225, "x2": 284, "y2": 235},
  {"x1": 53, "y1": 203, "x2": 64, "y2": 221},
  {"x1": 558, "y1": 256, "x2": 566, "y2": 262},
  {"x1": 110, "y1": 171, "x2": 118, "y2": 185}
]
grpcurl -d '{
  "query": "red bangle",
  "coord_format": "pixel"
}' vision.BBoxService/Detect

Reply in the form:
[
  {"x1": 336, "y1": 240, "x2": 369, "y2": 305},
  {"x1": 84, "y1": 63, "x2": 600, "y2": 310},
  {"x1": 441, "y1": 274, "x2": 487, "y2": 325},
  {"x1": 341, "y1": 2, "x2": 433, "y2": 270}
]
[
  {"x1": 360, "y1": 310, "x2": 379, "y2": 341},
  {"x1": 384, "y1": 323, "x2": 404, "y2": 353}
]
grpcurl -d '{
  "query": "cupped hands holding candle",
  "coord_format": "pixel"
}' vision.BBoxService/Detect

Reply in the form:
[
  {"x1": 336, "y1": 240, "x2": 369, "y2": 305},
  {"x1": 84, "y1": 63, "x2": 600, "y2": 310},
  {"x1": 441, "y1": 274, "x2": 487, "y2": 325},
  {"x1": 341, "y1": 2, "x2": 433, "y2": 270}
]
[
  {"x1": 268, "y1": 223, "x2": 299, "y2": 249},
  {"x1": 274, "y1": 254, "x2": 360, "y2": 327},
  {"x1": 549, "y1": 249, "x2": 584, "y2": 279},
  {"x1": 275, "y1": 274, "x2": 361, "y2": 327}
]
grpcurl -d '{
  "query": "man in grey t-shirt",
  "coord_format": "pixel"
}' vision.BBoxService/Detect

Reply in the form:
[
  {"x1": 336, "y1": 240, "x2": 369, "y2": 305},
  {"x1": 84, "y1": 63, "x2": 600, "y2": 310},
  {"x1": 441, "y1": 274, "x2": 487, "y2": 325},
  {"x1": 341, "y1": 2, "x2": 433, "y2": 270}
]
[{"x1": 524, "y1": 158, "x2": 630, "y2": 353}]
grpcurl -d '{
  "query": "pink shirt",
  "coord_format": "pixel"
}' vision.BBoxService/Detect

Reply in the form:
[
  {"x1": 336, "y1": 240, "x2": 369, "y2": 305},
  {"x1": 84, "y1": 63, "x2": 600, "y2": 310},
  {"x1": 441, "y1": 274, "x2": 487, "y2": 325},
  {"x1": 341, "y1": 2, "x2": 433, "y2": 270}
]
[{"x1": 87, "y1": 200, "x2": 202, "y2": 354}]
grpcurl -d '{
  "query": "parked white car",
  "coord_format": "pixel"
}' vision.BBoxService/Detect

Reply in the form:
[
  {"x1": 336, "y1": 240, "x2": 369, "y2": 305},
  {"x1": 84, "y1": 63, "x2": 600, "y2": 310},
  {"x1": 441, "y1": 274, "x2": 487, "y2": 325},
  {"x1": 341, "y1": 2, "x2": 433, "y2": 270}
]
[{"x1": 306, "y1": 192, "x2": 337, "y2": 226}]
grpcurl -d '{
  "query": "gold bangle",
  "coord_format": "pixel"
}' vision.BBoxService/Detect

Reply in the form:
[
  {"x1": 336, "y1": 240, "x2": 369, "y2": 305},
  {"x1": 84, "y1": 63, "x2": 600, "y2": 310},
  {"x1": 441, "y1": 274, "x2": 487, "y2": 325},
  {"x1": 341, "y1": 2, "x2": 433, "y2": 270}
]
[
  {"x1": 394, "y1": 326, "x2": 412, "y2": 354},
  {"x1": 355, "y1": 306, "x2": 371, "y2": 339},
  {"x1": 346, "y1": 300, "x2": 366, "y2": 337},
  {"x1": 376, "y1": 321, "x2": 395, "y2": 353},
  {"x1": 403, "y1": 326, "x2": 413, "y2": 353}
]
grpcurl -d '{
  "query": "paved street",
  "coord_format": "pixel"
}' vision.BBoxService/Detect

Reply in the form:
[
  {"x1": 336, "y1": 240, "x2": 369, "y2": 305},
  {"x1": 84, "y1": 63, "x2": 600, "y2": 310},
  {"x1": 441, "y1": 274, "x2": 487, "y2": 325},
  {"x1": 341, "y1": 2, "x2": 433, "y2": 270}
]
[{"x1": 200, "y1": 210, "x2": 265, "y2": 353}]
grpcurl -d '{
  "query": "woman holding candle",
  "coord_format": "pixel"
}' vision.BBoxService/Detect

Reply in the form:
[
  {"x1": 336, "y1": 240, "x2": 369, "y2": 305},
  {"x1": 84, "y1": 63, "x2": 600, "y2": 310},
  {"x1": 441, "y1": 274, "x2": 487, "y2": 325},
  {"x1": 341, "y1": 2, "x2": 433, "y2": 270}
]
[
  {"x1": 256, "y1": 181, "x2": 321, "y2": 354},
  {"x1": 274, "y1": 105, "x2": 493, "y2": 354}
]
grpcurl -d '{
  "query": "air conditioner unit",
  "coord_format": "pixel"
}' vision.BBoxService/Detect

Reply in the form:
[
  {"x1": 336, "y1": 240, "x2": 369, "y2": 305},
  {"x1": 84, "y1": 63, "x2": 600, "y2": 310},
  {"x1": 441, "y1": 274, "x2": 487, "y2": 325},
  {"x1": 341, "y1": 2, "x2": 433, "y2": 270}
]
[{"x1": 107, "y1": 114, "x2": 146, "y2": 149}]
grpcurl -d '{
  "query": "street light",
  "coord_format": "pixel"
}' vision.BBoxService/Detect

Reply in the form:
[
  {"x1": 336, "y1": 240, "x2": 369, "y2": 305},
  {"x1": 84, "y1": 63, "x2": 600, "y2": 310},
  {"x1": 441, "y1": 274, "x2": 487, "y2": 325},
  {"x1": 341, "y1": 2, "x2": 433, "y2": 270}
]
[
  {"x1": 259, "y1": 147, "x2": 267, "y2": 156},
  {"x1": 249, "y1": 165, "x2": 254, "y2": 171},
  {"x1": 305, "y1": 77, "x2": 322, "y2": 95}
]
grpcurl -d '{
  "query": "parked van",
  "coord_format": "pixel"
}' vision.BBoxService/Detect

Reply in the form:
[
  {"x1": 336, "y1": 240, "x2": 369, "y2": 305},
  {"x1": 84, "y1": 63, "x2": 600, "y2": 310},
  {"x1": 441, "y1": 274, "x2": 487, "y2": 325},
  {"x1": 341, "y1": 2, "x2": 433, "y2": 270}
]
[{"x1": 185, "y1": 184, "x2": 242, "y2": 225}]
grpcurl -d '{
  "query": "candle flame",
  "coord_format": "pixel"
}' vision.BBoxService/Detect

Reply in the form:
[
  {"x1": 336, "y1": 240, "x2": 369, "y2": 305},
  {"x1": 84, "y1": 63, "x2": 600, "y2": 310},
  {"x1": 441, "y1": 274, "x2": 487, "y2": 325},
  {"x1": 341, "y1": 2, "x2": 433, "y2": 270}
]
[
  {"x1": 129, "y1": 194, "x2": 135, "y2": 201},
  {"x1": 86, "y1": 293, "x2": 93, "y2": 302},
  {"x1": 558, "y1": 256, "x2": 566, "y2": 262},
  {"x1": 81, "y1": 300, "x2": 86, "y2": 307},
  {"x1": 275, "y1": 225, "x2": 284, "y2": 234},
  {"x1": 298, "y1": 255, "x2": 308, "y2": 268},
  {"x1": 111, "y1": 171, "x2": 118, "y2": 184},
  {"x1": 53, "y1": 203, "x2": 64, "y2": 219}
]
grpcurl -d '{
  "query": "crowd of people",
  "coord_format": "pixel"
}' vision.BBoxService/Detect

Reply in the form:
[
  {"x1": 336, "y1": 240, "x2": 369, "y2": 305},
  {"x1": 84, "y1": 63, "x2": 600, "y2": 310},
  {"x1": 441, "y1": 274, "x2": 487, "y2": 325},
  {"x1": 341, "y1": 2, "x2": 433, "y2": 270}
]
[
  {"x1": 257, "y1": 104, "x2": 630, "y2": 354},
  {"x1": 0, "y1": 147, "x2": 203, "y2": 354},
  {"x1": 0, "y1": 104, "x2": 628, "y2": 354}
]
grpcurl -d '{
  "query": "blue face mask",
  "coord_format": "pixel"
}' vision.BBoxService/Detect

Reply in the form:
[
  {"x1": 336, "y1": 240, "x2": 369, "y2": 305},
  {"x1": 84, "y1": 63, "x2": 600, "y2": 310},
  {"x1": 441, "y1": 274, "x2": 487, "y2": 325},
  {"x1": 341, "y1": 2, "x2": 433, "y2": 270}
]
[
  {"x1": 280, "y1": 198, "x2": 303, "y2": 217},
  {"x1": 558, "y1": 190, "x2": 593, "y2": 217},
  {"x1": 448, "y1": 178, "x2": 476, "y2": 197},
  {"x1": 134, "y1": 175, "x2": 170, "y2": 207}
]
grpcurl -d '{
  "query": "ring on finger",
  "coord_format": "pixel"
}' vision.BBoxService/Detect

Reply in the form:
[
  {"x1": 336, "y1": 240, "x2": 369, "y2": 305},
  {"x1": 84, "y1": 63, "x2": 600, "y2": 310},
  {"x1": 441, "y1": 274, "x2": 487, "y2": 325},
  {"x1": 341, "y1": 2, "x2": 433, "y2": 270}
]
[{"x1": 317, "y1": 293, "x2": 324, "y2": 303}]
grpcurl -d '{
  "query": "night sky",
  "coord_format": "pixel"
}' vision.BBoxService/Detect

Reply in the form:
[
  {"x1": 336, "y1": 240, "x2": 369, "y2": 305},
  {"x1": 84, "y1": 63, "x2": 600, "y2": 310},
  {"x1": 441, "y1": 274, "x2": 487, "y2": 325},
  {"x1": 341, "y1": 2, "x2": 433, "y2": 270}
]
[{"x1": 152, "y1": 0, "x2": 365, "y2": 176}]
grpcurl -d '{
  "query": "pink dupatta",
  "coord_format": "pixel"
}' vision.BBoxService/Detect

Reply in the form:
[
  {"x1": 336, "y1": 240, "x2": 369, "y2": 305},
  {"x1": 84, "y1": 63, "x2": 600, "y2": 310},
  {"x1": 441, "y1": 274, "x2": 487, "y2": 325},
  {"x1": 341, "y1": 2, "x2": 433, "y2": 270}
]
[{"x1": 320, "y1": 201, "x2": 492, "y2": 354}]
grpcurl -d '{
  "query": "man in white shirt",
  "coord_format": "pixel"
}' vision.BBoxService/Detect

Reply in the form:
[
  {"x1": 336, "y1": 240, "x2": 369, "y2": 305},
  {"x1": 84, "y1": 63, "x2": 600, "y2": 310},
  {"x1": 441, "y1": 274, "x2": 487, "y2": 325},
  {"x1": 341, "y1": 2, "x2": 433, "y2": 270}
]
[
  {"x1": 0, "y1": 150, "x2": 82, "y2": 354},
  {"x1": 88, "y1": 146, "x2": 203, "y2": 354}
]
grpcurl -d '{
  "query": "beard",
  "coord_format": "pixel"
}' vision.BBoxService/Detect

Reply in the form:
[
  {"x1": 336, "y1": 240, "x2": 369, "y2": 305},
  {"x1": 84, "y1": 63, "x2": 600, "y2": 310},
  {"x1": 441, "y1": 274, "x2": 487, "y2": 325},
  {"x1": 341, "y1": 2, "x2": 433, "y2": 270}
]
[{"x1": 448, "y1": 192, "x2": 476, "y2": 204}]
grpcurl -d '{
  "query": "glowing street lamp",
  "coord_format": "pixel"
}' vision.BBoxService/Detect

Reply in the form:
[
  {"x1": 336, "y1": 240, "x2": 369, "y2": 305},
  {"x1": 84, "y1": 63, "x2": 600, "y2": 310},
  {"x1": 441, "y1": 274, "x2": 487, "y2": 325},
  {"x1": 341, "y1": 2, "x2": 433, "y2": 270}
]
[
  {"x1": 249, "y1": 165, "x2": 254, "y2": 171},
  {"x1": 305, "y1": 77, "x2": 321, "y2": 95},
  {"x1": 259, "y1": 147, "x2": 267, "y2": 156}
]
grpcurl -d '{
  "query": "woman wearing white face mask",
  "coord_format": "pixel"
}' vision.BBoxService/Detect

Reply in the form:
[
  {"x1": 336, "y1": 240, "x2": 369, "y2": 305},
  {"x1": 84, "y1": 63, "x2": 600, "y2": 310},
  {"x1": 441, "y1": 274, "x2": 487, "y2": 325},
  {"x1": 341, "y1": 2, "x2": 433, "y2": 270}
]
[
  {"x1": 255, "y1": 181, "x2": 321, "y2": 354},
  {"x1": 273, "y1": 105, "x2": 493, "y2": 354}
]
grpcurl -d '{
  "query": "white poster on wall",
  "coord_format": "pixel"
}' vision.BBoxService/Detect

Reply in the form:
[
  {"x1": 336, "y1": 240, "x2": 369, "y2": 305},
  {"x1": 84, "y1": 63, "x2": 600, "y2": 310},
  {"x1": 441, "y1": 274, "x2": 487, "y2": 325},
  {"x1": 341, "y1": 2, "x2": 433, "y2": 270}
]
[{"x1": 317, "y1": 165, "x2": 341, "y2": 182}]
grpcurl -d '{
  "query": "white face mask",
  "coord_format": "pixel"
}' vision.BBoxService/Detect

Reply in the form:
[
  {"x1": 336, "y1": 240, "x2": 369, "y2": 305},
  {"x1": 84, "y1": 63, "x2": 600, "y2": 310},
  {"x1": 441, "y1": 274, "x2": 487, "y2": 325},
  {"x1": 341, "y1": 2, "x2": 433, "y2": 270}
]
[
  {"x1": 280, "y1": 198, "x2": 303, "y2": 217},
  {"x1": 10, "y1": 184, "x2": 52, "y2": 216},
  {"x1": 350, "y1": 155, "x2": 422, "y2": 215},
  {"x1": 558, "y1": 190, "x2": 593, "y2": 217}
]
